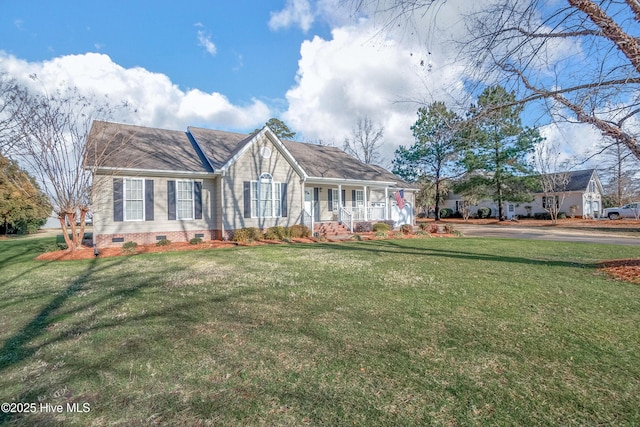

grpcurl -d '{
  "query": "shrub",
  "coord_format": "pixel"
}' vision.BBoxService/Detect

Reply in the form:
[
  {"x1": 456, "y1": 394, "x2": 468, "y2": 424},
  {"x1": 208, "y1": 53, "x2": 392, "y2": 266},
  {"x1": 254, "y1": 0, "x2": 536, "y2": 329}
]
[
  {"x1": 443, "y1": 224, "x2": 457, "y2": 234},
  {"x1": 156, "y1": 238, "x2": 171, "y2": 247},
  {"x1": 477, "y1": 207, "x2": 492, "y2": 219},
  {"x1": 400, "y1": 224, "x2": 412, "y2": 234},
  {"x1": 189, "y1": 237, "x2": 203, "y2": 245},
  {"x1": 558, "y1": 212, "x2": 567, "y2": 219},
  {"x1": 353, "y1": 234, "x2": 363, "y2": 241},
  {"x1": 534, "y1": 212, "x2": 551, "y2": 220},
  {"x1": 265, "y1": 226, "x2": 289, "y2": 240},
  {"x1": 372, "y1": 222, "x2": 391, "y2": 232},
  {"x1": 232, "y1": 229, "x2": 250, "y2": 243},
  {"x1": 375, "y1": 231, "x2": 388, "y2": 238},
  {"x1": 354, "y1": 221, "x2": 373, "y2": 233},
  {"x1": 419, "y1": 222, "x2": 430, "y2": 231},
  {"x1": 122, "y1": 241, "x2": 138, "y2": 253},
  {"x1": 417, "y1": 212, "x2": 428, "y2": 219},
  {"x1": 288, "y1": 224, "x2": 311, "y2": 238},
  {"x1": 439, "y1": 208, "x2": 453, "y2": 218}
]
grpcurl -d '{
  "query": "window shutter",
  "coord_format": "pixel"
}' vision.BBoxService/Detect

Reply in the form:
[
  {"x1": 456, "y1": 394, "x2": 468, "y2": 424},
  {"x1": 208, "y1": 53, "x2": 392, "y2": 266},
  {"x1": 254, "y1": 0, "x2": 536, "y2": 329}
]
[
  {"x1": 281, "y1": 183, "x2": 288, "y2": 217},
  {"x1": 341, "y1": 189, "x2": 346, "y2": 207},
  {"x1": 243, "y1": 181, "x2": 251, "y2": 218},
  {"x1": 194, "y1": 181, "x2": 202, "y2": 219},
  {"x1": 145, "y1": 179, "x2": 154, "y2": 221},
  {"x1": 352, "y1": 190, "x2": 356, "y2": 207},
  {"x1": 167, "y1": 180, "x2": 176, "y2": 220},
  {"x1": 113, "y1": 178, "x2": 123, "y2": 222},
  {"x1": 328, "y1": 188, "x2": 333, "y2": 211}
]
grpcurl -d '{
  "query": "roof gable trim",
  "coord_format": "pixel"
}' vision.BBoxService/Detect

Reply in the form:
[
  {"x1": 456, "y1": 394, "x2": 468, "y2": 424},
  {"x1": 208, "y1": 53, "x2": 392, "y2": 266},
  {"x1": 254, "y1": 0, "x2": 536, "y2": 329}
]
[{"x1": 217, "y1": 127, "x2": 308, "y2": 179}]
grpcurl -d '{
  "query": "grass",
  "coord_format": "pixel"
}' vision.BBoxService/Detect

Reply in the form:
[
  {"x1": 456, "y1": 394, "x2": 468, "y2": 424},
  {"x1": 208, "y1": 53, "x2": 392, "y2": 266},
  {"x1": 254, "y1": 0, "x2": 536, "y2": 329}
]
[{"x1": 0, "y1": 236, "x2": 639, "y2": 426}]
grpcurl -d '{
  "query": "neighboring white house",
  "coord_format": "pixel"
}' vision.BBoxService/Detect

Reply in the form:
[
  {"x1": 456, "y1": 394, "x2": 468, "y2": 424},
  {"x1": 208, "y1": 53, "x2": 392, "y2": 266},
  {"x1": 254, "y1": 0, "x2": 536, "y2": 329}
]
[
  {"x1": 86, "y1": 121, "x2": 416, "y2": 247},
  {"x1": 443, "y1": 169, "x2": 604, "y2": 219}
]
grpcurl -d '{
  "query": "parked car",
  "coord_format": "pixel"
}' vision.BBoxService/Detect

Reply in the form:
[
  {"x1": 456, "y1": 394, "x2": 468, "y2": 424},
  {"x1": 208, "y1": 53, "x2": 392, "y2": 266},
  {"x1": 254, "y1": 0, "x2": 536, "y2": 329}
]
[{"x1": 603, "y1": 202, "x2": 640, "y2": 220}]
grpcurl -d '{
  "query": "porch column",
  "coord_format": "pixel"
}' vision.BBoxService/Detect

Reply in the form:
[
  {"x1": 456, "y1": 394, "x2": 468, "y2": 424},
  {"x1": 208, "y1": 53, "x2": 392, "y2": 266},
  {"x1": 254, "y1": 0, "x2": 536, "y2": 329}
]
[
  {"x1": 338, "y1": 184, "x2": 342, "y2": 222},
  {"x1": 363, "y1": 185, "x2": 368, "y2": 221},
  {"x1": 384, "y1": 187, "x2": 389, "y2": 220}
]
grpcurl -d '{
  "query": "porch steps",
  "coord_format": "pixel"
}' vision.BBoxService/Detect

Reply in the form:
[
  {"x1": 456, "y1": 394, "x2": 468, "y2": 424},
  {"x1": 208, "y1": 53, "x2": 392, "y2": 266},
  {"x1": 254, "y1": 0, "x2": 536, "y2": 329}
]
[{"x1": 314, "y1": 221, "x2": 352, "y2": 238}]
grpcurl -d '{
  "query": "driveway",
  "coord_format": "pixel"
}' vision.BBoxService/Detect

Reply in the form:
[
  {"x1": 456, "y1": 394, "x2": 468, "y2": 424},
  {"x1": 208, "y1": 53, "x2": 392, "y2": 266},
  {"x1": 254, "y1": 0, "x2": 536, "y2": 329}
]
[{"x1": 454, "y1": 223, "x2": 640, "y2": 246}]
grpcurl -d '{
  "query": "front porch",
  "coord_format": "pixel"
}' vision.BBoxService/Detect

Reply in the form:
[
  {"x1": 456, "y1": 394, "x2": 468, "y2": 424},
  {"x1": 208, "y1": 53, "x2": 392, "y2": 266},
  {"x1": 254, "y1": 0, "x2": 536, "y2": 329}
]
[{"x1": 300, "y1": 183, "x2": 413, "y2": 233}]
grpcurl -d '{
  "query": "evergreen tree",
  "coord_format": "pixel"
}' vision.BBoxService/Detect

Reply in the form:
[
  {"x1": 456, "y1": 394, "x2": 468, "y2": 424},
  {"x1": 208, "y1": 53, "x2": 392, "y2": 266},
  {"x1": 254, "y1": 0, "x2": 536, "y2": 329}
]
[
  {"x1": 457, "y1": 86, "x2": 541, "y2": 220},
  {"x1": 257, "y1": 118, "x2": 296, "y2": 140},
  {"x1": 393, "y1": 102, "x2": 463, "y2": 220}
]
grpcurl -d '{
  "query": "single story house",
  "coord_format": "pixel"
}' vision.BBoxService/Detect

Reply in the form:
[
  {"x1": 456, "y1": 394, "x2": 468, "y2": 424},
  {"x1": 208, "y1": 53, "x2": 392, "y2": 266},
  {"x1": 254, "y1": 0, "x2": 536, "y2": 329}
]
[
  {"x1": 442, "y1": 169, "x2": 604, "y2": 219},
  {"x1": 86, "y1": 121, "x2": 415, "y2": 247}
]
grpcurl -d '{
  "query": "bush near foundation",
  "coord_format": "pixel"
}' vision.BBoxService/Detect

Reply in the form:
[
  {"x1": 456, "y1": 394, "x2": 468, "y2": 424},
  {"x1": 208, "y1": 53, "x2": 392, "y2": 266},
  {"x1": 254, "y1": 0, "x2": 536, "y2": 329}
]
[{"x1": 288, "y1": 224, "x2": 311, "y2": 238}]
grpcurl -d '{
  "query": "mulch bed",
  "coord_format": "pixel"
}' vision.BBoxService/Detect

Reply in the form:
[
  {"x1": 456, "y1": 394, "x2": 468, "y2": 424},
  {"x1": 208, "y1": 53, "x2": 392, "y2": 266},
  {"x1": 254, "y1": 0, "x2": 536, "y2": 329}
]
[
  {"x1": 599, "y1": 259, "x2": 640, "y2": 284},
  {"x1": 36, "y1": 232, "x2": 453, "y2": 262}
]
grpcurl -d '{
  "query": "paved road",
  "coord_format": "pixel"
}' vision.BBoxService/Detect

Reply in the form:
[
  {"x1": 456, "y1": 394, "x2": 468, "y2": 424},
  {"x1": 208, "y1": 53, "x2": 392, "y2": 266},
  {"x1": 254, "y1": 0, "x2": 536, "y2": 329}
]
[{"x1": 453, "y1": 223, "x2": 640, "y2": 246}]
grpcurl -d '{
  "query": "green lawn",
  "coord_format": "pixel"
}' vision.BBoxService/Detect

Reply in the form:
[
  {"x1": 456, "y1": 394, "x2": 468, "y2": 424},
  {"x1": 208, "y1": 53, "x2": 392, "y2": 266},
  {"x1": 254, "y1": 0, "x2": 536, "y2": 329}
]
[{"x1": 1, "y1": 236, "x2": 639, "y2": 426}]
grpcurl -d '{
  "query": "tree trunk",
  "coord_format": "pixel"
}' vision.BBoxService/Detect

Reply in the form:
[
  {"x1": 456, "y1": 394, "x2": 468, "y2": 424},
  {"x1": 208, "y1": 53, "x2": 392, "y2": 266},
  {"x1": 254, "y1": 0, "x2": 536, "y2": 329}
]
[
  {"x1": 58, "y1": 215, "x2": 75, "y2": 251},
  {"x1": 434, "y1": 175, "x2": 441, "y2": 221}
]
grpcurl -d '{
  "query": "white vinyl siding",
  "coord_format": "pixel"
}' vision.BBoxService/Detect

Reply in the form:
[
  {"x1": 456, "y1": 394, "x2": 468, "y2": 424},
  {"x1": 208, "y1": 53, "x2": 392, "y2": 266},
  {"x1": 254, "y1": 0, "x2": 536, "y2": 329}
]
[
  {"x1": 176, "y1": 180, "x2": 194, "y2": 220},
  {"x1": 124, "y1": 178, "x2": 144, "y2": 221}
]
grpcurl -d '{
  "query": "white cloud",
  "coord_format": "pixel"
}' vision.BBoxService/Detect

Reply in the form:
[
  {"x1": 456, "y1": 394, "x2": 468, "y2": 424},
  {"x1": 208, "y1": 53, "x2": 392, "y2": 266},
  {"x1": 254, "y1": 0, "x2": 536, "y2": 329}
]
[
  {"x1": 284, "y1": 22, "x2": 469, "y2": 163},
  {"x1": 0, "y1": 51, "x2": 270, "y2": 131},
  {"x1": 269, "y1": 0, "x2": 315, "y2": 32},
  {"x1": 539, "y1": 121, "x2": 604, "y2": 167},
  {"x1": 197, "y1": 30, "x2": 217, "y2": 56}
]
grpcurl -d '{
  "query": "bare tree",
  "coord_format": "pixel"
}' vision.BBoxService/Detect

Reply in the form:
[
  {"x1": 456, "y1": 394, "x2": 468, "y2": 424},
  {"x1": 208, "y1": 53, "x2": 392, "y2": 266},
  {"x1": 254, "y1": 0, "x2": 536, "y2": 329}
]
[
  {"x1": 599, "y1": 140, "x2": 639, "y2": 207},
  {"x1": 342, "y1": 0, "x2": 640, "y2": 161},
  {"x1": 343, "y1": 116, "x2": 385, "y2": 164},
  {"x1": 0, "y1": 73, "x2": 29, "y2": 155},
  {"x1": 5, "y1": 80, "x2": 131, "y2": 250},
  {"x1": 535, "y1": 141, "x2": 571, "y2": 224}
]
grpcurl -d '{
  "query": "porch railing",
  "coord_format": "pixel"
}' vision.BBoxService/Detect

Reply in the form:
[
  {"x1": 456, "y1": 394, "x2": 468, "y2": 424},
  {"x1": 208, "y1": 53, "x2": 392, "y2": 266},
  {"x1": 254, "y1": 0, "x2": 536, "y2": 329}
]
[
  {"x1": 368, "y1": 206, "x2": 386, "y2": 221},
  {"x1": 302, "y1": 209, "x2": 314, "y2": 234},
  {"x1": 349, "y1": 206, "x2": 387, "y2": 221},
  {"x1": 338, "y1": 207, "x2": 353, "y2": 232}
]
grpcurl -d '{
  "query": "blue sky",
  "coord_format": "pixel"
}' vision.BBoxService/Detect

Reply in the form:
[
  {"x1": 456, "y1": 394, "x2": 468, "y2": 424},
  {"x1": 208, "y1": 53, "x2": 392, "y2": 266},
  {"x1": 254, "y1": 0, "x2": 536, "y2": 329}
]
[
  {"x1": 2, "y1": 1, "x2": 332, "y2": 105},
  {"x1": 0, "y1": 0, "x2": 606, "y2": 166}
]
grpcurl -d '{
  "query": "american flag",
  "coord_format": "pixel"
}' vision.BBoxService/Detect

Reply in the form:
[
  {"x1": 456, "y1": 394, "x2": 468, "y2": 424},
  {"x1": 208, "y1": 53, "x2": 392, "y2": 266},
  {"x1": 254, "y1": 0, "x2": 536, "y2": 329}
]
[{"x1": 395, "y1": 190, "x2": 405, "y2": 210}]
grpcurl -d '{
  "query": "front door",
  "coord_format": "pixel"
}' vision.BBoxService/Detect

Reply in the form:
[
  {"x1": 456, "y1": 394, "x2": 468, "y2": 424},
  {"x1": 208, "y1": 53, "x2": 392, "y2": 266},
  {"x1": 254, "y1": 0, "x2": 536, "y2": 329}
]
[
  {"x1": 506, "y1": 203, "x2": 515, "y2": 220},
  {"x1": 304, "y1": 189, "x2": 313, "y2": 219}
]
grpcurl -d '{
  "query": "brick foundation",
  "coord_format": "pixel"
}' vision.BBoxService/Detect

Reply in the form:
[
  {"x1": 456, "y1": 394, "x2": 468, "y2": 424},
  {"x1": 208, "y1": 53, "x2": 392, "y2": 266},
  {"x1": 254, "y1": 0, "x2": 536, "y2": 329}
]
[{"x1": 95, "y1": 229, "x2": 222, "y2": 248}]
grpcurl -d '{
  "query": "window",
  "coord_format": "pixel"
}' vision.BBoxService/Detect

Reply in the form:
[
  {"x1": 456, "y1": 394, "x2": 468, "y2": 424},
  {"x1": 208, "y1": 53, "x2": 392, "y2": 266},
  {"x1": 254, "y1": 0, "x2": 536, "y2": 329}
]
[
  {"x1": 114, "y1": 178, "x2": 153, "y2": 222},
  {"x1": 167, "y1": 180, "x2": 201, "y2": 221},
  {"x1": 542, "y1": 196, "x2": 559, "y2": 210},
  {"x1": 124, "y1": 178, "x2": 144, "y2": 221},
  {"x1": 355, "y1": 190, "x2": 364, "y2": 207},
  {"x1": 250, "y1": 174, "x2": 282, "y2": 218},
  {"x1": 330, "y1": 189, "x2": 339, "y2": 211},
  {"x1": 176, "y1": 180, "x2": 194, "y2": 220},
  {"x1": 589, "y1": 180, "x2": 596, "y2": 193}
]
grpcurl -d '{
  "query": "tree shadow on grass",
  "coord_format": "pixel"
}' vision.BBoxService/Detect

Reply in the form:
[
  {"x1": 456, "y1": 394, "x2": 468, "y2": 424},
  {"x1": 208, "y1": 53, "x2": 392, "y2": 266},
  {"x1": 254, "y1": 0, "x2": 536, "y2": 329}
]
[
  {"x1": 303, "y1": 239, "x2": 598, "y2": 269},
  {"x1": 0, "y1": 253, "x2": 262, "y2": 425}
]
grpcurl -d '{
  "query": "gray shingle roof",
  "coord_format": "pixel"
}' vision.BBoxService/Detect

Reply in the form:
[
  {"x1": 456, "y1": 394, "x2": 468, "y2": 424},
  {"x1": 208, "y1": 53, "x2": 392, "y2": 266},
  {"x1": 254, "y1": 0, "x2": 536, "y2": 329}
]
[
  {"x1": 535, "y1": 169, "x2": 596, "y2": 192},
  {"x1": 87, "y1": 121, "x2": 411, "y2": 187},
  {"x1": 86, "y1": 121, "x2": 208, "y2": 173},
  {"x1": 282, "y1": 140, "x2": 403, "y2": 184},
  {"x1": 187, "y1": 126, "x2": 254, "y2": 170}
]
